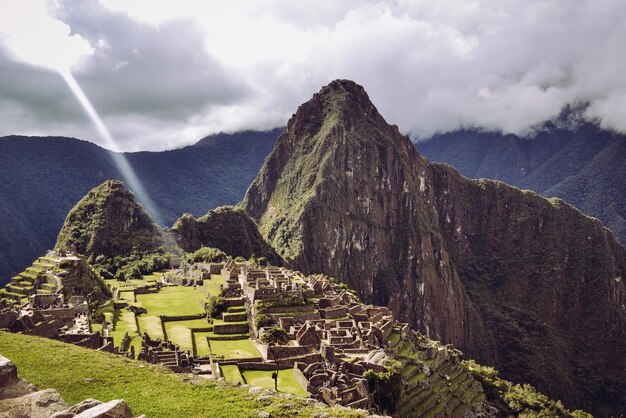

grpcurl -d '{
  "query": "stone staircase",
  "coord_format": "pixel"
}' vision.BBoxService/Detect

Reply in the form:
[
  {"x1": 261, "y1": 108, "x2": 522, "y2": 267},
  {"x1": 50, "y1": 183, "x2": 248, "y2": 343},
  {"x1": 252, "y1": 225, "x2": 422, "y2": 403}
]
[{"x1": 154, "y1": 351, "x2": 179, "y2": 370}]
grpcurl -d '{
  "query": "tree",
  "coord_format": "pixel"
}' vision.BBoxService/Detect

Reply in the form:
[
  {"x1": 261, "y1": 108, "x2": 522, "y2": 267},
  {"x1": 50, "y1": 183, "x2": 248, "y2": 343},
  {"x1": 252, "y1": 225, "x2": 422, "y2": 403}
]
[{"x1": 260, "y1": 328, "x2": 290, "y2": 390}]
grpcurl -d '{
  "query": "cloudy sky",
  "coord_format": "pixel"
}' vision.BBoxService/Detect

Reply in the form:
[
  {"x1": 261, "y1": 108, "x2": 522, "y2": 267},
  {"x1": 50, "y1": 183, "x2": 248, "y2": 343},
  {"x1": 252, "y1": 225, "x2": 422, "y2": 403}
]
[{"x1": 0, "y1": 0, "x2": 625, "y2": 151}]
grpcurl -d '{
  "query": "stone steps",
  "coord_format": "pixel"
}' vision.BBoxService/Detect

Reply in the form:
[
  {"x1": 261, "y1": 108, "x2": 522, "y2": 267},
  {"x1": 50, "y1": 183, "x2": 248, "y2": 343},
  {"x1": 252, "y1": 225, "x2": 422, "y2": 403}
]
[
  {"x1": 401, "y1": 363, "x2": 419, "y2": 378},
  {"x1": 421, "y1": 400, "x2": 445, "y2": 418},
  {"x1": 433, "y1": 359, "x2": 456, "y2": 376},
  {"x1": 5, "y1": 284, "x2": 30, "y2": 296},
  {"x1": 412, "y1": 391, "x2": 439, "y2": 415},
  {"x1": 40, "y1": 283, "x2": 56, "y2": 292},
  {"x1": 396, "y1": 387, "x2": 433, "y2": 415},
  {"x1": 0, "y1": 289, "x2": 23, "y2": 301},
  {"x1": 406, "y1": 371, "x2": 427, "y2": 389}
]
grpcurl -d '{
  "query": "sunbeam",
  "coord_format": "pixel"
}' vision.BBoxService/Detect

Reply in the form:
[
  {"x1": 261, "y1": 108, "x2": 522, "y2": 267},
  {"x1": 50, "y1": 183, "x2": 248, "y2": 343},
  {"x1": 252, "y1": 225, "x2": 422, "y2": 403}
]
[{"x1": 59, "y1": 69, "x2": 163, "y2": 225}]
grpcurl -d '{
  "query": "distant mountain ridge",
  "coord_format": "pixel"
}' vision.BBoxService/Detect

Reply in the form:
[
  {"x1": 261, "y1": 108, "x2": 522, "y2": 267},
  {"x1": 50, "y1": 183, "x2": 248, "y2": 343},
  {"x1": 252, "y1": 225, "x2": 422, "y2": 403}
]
[
  {"x1": 0, "y1": 129, "x2": 281, "y2": 284},
  {"x1": 3, "y1": 113, "x2": 626, "y2": 287},
  {"x1": 417, "y1": 120, "x2": 626, "y2": 244}
]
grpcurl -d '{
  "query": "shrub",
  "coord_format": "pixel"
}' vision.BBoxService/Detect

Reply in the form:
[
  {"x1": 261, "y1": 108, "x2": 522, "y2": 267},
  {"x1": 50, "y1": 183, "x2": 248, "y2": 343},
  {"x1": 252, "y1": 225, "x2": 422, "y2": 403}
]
[
  {"x1": 185, "y1": 247, "x2": 227, "y2": 264},
  {"x1": 206, "y1": 295, "x2": 228, "y2": 318},
  {"x1": 364, "y1": 360, "x2": 403, "y2": 414}
]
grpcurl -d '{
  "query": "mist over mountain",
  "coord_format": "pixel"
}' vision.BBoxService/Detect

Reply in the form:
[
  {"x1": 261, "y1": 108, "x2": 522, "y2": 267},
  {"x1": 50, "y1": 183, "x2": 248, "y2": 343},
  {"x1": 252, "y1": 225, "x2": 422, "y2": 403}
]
[
  {"x1": 0, "y1": 129, "x2": 280, "y2": 284},
  {"x1": 418, "y1": 117, "x2": 626, "y2": 245},
  {"x1": 3, "y1": 109, "x2": 625, "y2": 294}
]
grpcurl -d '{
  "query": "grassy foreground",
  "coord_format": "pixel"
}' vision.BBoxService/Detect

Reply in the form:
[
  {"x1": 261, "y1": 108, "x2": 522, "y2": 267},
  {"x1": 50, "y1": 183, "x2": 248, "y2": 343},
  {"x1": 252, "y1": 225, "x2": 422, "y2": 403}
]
[{"x1": 0, "y1": 332, "x2": 364, "y2": 418}]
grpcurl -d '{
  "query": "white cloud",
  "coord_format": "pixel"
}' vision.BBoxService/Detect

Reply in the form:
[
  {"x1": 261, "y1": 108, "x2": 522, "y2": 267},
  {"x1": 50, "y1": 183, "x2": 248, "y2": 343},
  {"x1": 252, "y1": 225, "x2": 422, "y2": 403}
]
[
  {"x1": 0, "y1": 0, "x2": 93, "y2": 70},
  {"x1": 0, "y1": 0, "x2": 625, "y2": 150}
]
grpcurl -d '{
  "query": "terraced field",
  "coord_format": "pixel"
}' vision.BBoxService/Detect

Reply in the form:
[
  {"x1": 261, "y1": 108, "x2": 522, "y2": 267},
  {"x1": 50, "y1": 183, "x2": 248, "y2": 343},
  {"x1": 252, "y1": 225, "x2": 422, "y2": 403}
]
[
  {"x1": 387, "y1": 328, "x2": 485, "y2": 417},
  {"x1": 208, "y1": 338, "x2": 261, "y2": 359},
  {"x1": 0, "y1": 257, "x2": 57, "y2": 306},
  {"x1": 241, "y1": 369, "x2": 309, "y2": 397}
]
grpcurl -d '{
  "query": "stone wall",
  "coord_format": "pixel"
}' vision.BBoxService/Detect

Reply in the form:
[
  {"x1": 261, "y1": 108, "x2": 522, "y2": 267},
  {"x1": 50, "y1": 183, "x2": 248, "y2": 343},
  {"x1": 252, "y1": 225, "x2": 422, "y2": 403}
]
[{"x1": 213, "y1": 323, "x2": 249, "y2": 334}]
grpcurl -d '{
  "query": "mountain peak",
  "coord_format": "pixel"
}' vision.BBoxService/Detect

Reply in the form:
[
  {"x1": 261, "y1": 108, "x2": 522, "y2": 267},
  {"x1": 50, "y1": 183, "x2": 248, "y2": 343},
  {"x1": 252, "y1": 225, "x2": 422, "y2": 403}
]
[
  {"x1": 55, "y1": 180, "x2": 163, "y2": 258},
  {"x1": 285, "y1": 79, "x2": 401, "y2": 143},
  {"x1": 244, "y1": 80, "x2": 626, "y2": 415},
  {"x1": 318, "y1": 79, "x2": 370, "y2": 102}
]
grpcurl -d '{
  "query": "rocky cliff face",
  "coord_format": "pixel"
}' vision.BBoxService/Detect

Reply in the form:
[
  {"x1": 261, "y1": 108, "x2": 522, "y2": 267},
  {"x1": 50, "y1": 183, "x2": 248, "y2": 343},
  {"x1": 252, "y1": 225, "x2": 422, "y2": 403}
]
[
  {"x1": 55, "y1": 180, "x2": 163, "y2": 258},
  {"x1": 244, "y1": 80, "x2": 472, "y2": 348},
  {"x1": 170, "y1": 206, "x2": 282, "y2": 265},
  {"x1": 243, "y1": 80, "x2": 626, "y2": 415}
]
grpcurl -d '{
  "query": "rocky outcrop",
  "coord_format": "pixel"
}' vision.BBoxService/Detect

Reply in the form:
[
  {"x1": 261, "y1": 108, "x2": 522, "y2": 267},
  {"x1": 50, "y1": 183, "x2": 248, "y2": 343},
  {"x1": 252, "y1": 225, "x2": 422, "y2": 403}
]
[
  {"x1": 0, "y1": 355, "x2": 136, "y2": 418},
  {"x1": 55, "y1": 180, "x2": 163, "y2": 258},
  {"x1": 171, "y1": 206, "x2": 282, "y2": 265},
  {"x1": 243, "y1": 79, "x2": 626, "y2": 415}
]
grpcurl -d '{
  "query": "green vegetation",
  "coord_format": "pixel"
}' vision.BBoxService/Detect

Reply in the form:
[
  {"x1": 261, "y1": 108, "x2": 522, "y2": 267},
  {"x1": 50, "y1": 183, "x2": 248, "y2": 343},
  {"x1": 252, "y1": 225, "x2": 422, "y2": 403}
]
[
  {"x1": 209, "y1": 338, "x2": 261, "y2": 360},
  {"x1": 193, "y1": 331, "x2": 213, "y2": 357},
  {"x1": 363, "y1": 360, "x2": 403, "y2": 414},
  {"x1": 0, "y1": 332, "x2": 363, "y2": 418},
  {"x1": 95, "y1": 253, "x2": 169, "y2": 281},
  {"x1": 163, "y1": 323, "x2": 194, "y2": 352},
  {"x1": 220, "y1": 364, "x2": 245, "y2": 383},
  {"x1": 171, "y1": 206, "x2": 282, "y2": 265},
  {"x1": 137, "y1": 315, "x2": 164, "y2": 339},
  {"x1": 463, "y1": 360, "x2": 591, "y2": 417},
  {"x1": 241, "y1": 369, "x2": 309, "y2": 397},
  {"x1": 136, "y1": 286, "x2": 205, "y2": 316},
  {"x1": 185, "y1": 246, "x2": 227, "y2": 264},
  {"x1": 55, "y1": 180, "x2": 164, "y2": 259},
  {"x1": 204, "y1": 273, "x2": 227, "y2": 298},
  {"x1": 206, "y1": 293, "x2": 228, "y2": 318}
]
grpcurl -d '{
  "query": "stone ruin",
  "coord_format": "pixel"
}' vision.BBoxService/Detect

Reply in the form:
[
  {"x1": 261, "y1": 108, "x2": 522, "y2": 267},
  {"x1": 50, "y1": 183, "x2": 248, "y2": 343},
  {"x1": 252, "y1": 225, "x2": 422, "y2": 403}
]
[{"x1": 137, "y1": 333, "x2": 192, "y2": 373}]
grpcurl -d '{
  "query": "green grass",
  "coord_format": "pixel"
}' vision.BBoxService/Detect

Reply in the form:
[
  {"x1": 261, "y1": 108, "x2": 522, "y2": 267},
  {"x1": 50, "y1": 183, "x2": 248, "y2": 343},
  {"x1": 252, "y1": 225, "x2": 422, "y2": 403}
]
[
  {"x1": 164, "y1": 318, "x2": 211, "y2": 352},
  {"x1": 220, "y1": 364, "x2": 245, "y2": 383},
  {"x1": 114, "y1": 310, "x2": 138, "y2": 334},
  {"x1": 0, "y1": 332, "x2": 363, "y2": 417},
  {"x1": 241, "y1": 369, "x2": 309, "y2": 397},
  {"x1": 110, "y1": 309, "x2": 139, "y2": 347},
  {"x1": 118, "y1": 290, "x2": 135, "y2": 302},
  {"x1": 209, "y1": 338, "x2": 261, "y2": 359},
  {"x1": 136, "y1": 286, "x2": 205, "y2": 316},
  {"x1": 163, "y1": 323, "x2": 193, "y2": 352},
  {"x1": 137, "y1": 315, "x2": 164, "y2": 339},
  {"x1": 203, "y1": 273, "x2": 227, "y2": 297},
  {"x1": 193, "y1": 332, "x2": 213, "y2": 357},
  {"x1": 166, "y1": 318, "x2": 210, "y2": 328}
]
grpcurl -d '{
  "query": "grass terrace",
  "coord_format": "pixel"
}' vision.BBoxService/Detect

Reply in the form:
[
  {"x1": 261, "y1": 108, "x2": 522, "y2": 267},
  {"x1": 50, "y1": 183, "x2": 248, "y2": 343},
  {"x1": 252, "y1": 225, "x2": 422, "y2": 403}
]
[
  {"x1": 136, "y1": 286, "x2": 205, "y2": 316},
  {"x1": 203, "y1": 273, "x2": 227, "y2": 297},
  {"x1": 241, "y1": 370, "x2": 309, "y2": 397},
  {"x1": 220, "y1": 364, "x2": 245, "y2": 383},
  {"x1": 162, "y1": 318, "x2": 206, "y2": 347},
  {"x1": 137, "y1": 315, "x2": 164, "y2": 340},
  {"x1": 209, "y1": 338, "x2": 261, "y2": 360},
  {"x1": 193, "y1": 331, "x2": 213, "y2": 357}
]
